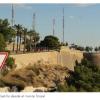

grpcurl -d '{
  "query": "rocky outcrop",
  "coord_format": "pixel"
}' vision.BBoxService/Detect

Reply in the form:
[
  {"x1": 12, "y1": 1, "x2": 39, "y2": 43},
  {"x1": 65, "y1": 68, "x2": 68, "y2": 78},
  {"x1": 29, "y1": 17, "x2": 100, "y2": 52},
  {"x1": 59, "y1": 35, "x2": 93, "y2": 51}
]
[
  {"x1": 21, "y1": 86, "x2": 48, "y2": 92},
  {"x1": 0, "y1": 87, "x2": 10, "y2": 92},
  {"x1": 1, "y1": 64, "x2": 70, "y2": 92}
]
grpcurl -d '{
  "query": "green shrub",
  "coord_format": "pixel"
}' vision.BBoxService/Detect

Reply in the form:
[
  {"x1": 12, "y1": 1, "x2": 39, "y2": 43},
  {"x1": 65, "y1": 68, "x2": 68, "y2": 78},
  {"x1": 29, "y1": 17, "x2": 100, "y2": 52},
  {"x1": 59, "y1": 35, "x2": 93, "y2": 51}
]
[
  {"x1": 66, "y1": 58, "x2": 100, "y2": 92},
  {"x1": 57, "y1": 83, "x2": 68, "y2": 92},
  {"x1": 0, "y1": 79, "x2": 5, "y2": 87},
  {"x1": 0, "y1": 33, "x2": 6, "y2": 51},
  {"x1": 0, "y1": 68, "x2": 9, "y2": 76},
  {"x1": 68, "y1": 85, "x2": 77, "y2": 92},
  {"x1": 6, "y1": 57, "x2": 15, "y2": 69}
]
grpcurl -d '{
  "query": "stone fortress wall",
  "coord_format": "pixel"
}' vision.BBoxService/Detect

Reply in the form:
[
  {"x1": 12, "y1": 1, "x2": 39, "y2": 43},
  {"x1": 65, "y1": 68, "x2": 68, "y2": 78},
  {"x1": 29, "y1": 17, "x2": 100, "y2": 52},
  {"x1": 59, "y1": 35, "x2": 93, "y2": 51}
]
[{"x1": 10, "y1": 46, "x2": 84, "y2": 70}]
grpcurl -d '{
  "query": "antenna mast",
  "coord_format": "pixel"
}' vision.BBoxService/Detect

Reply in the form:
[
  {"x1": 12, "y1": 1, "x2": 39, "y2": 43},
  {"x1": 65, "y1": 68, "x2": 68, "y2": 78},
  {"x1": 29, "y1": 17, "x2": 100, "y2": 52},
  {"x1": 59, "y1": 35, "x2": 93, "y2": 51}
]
[
  {"x1": 11, "y1": 4, "x2": 14, "y2": 27},
  {"x1": 53, "y1": 18, "x2": 55, "y2": 36},
  {"x1": 62, "y1": 8, "x2": 65, "y2": 43},
  {"x1": 33, "y1": 13, "x2": 36, "y2": 31},
  {"x1": 11, "y1": 4, "x2": 15, "y2": 52}
]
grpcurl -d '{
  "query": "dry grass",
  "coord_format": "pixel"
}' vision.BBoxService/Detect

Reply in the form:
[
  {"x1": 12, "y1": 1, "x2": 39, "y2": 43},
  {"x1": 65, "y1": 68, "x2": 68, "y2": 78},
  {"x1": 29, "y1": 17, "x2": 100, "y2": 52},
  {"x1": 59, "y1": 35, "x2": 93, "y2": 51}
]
[{"x1": 1, "y1": 63, "x2": 70, "y2": 90}]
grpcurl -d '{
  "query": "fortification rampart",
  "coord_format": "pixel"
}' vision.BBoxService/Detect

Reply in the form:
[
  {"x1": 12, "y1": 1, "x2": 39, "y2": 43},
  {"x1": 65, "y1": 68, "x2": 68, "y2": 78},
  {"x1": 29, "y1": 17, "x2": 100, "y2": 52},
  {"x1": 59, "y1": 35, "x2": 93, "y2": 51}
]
[
  {"x1": 84, "y1": 53, "x2": 100, "y2": 67},
  {"x1": 10, "y1": 47, "x2": 84, "y2": 70}
]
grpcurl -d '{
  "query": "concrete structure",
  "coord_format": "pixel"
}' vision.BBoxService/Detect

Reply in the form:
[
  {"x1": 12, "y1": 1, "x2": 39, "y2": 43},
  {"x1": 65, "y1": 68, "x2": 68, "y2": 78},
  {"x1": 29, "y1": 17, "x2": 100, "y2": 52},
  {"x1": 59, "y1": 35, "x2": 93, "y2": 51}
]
[{"x1": 84, "y1": 53, "x2": 100, "y2": 67}]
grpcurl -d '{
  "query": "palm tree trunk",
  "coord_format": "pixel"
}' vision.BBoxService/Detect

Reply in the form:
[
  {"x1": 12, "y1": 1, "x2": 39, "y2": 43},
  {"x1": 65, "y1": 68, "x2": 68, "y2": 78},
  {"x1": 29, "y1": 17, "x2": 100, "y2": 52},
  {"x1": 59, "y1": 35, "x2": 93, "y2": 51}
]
[
  {"x1": 23, "y1": 33, "x2": 26, "y2": 53},
  {"x1": 12, "y1": 41, "x2": 15, "y2": 52},
  {"x1": 34, "y1": 37, "x2": 36, "y2": 49},
  {"x1": 19, "y1": 33, "x2": 21, "y2": 51},
  {"x1": 30, "y1": 35, "x2": 31, "y2": 51},
  {"x1": 12, "y1": 35, "x2": 15, "y2": 52},
  {"x1": 16, "y1": 32, "x2": 19, "y2": 53}
]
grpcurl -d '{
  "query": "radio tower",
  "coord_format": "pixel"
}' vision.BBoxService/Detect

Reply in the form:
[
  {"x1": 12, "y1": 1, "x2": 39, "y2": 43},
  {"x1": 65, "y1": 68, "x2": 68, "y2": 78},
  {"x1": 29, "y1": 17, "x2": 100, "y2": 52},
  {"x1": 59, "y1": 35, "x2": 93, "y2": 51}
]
[
  {"x1": 11, "y1": 4, "x2": 15, "y2": 52},
  {"x1": 11, "y1": 4, "x2": 14, "y2": 27},
  {"x1": 33, "y1": 13, "x2": 36, "y2": 31},
  {"x1": 32, "y1": 13, "x2": 36, "y2": 49},
  {"x1": 53, "y1": 18, "x2": 55, "y2": 36},
  {"x1": 62, "y1": 8, "x2": 65, "y2": 43}
]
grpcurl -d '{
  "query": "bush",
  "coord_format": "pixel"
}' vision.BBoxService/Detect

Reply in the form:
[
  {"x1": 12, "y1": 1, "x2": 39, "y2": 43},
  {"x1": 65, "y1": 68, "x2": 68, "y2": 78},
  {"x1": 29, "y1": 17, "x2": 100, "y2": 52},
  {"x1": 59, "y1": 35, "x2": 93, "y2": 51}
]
[
  {"x1": 6, "y1": 57, "x2": 15, "y2": 69},
  {"x1": 57, "y1": 83, "x2": 68, "y2": 92},
  {"x1": 0, "y1": 33, "x2": 6, "y2": 51},
  {"x1": 66, "y1": 58, "x2": 100, "y2": 92},
  {"x1": 68, "y1": 85, "x2": 77, "y2": 92},
  {"x1": 0, "y1": 68, "x2": 9, "y2": 76},
  {"x1": 0, "y1": 57, "x2": 15, "y2": 76},
  {"x1": 0, "y1": 79, "x2": 5, "y2": 87}
]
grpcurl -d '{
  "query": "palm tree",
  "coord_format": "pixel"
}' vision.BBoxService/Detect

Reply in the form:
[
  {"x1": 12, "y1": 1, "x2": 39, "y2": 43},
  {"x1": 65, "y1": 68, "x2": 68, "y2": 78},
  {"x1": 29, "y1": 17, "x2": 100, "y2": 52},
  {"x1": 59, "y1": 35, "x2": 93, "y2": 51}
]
[
  {"x1": 19, "y1": 27, "x2": 23, "y2": 51},
  {"x1": 10, "y1": 27, "x2": 16, "y2": 52},
  {"x1": 0, "y1": 19, "x2": 16, "y2": 51},
  {"x1": 12, "y1": 34, "x2": 15, "y2": 51},
  {"x1": 95, "y1": 47, "x2": 98, "y2": 53},
  {"x1": 0, "y1": 19, "x2": 10, "y2": 41},
  {"x1": 14, "y1": 24, "x2": 23, "y2": 52},
  {"x1": 28, "y1": 30, "x2": 33, "y2": 51},
  {"x1": 2, "y1": 19, "x2": 9, "y2": 27},
  {"x1": 85, "y1": 46, "x2": 93, "y2": 53},
  {"x1": 28, "y1": 30, "x2": 40, "y2": 51},
  {"x1": 23, "y1": 28, "x2": 27, "y2": 53},
  {"x1": 0, "y1": 19, "x2": 9, "y2": 28}
]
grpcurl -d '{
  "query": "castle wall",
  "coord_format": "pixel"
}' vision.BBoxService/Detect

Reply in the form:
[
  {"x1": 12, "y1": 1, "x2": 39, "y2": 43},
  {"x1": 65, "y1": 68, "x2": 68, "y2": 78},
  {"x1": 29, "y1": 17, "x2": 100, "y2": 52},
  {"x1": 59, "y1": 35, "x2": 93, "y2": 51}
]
[
  {"x1": 84, "y1": 53, "x2": 100, "y2": 67},
  {"x1": 10, "y1": 47, "x2": 84, "y2": 71}
]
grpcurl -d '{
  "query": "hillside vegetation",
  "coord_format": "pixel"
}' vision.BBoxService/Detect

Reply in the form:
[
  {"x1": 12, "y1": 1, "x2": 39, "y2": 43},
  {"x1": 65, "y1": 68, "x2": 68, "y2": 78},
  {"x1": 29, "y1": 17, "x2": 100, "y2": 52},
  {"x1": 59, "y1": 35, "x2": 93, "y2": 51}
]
[
  {"x1": 0, "y1": 58, "x2": 100, "y2": 92},
  {"x1": 57, "y1": 59, "x2": 100, "y2": 92},
  {"x1": 0, "y1": 63, "x2": 69, "y2": 91}
]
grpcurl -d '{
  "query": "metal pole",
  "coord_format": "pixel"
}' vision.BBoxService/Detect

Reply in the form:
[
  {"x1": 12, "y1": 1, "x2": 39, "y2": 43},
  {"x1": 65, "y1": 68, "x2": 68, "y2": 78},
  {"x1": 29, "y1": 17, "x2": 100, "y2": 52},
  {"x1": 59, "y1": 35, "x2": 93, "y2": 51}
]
[
  {"x1": 33, "y1": 13, "x2": 36, "y2": 31},
  {"x1": 53, "y1": 18, "x2": 55, "y2": 36},
  {"x1": 11, "y1": 4, "x2": 15, "y2": 52},
  {"x1": 62, "y1": 8, "x2": 65, "y2": 43},
  {"x1": 11, "y1": 4, "x2": 14, "y2": 27},
  {"x1": 33, "y1": 13, "x2": 36, "y2": 50}
]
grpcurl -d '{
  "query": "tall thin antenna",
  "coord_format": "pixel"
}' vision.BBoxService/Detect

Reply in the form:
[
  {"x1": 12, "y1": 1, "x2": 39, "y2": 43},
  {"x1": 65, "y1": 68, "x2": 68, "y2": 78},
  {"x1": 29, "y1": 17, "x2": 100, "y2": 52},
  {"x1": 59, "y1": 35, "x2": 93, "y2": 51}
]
[
  {"x1": 11, "y1": 4, "x2": 15, "y2": 52},
  {"x1": 11, "y1": 4, "x2": 14, "y2": 27},
  {"x1": 53, "y1": 18, "x2": 55, "y2": 36},
  {"x1": 33, "y1": 13, "x2": 36, "y2": 31},
  {"x1": 32, "y1": 13, "x2": 36, "y2": 49},
  {"x1": 62, "y1": 8, "x2": 65, "y2": 43}
]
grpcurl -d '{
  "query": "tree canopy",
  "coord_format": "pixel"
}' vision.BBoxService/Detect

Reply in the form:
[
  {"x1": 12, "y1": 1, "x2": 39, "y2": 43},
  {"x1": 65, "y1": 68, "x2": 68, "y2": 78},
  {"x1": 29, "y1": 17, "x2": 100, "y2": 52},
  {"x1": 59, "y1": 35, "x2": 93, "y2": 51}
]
[
  {"x1": 0, "y1": 33, "x2": 6, "y2": 51},
  {"x1": 0, "y1": 19, "x2": 16, "y2": 42},
  {"x1": 66, "y1": 58, "x2": 100, "y2": 92},
  {"x1": 39, "y1": 35, "x2": 60, "y2": 50}
]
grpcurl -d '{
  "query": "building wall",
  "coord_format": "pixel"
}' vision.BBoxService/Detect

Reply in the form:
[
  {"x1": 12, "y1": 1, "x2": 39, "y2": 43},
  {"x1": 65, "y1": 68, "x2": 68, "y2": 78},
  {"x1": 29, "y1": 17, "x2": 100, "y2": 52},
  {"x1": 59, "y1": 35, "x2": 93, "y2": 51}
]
[
  {"x1": 84, "y1": 53, "x2": 100, "y2": 67},
  {"x1": 10, "y1": 47, "x2": 84, "y2": 70}
]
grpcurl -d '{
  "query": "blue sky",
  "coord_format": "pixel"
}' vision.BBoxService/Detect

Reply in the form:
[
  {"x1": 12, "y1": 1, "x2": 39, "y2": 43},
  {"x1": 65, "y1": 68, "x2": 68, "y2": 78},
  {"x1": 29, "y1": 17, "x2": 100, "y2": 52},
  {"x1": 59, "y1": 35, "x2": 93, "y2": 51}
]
[{"x1": 0, "y1": 4, "x2": 100, "y2": 47}]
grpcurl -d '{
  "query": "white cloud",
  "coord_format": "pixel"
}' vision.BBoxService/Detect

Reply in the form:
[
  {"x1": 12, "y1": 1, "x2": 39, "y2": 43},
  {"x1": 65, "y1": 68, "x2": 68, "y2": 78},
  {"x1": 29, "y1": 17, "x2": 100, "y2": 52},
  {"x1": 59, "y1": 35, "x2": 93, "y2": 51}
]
[
  {"x1": 14, "y1": 4, "x2": 32, "y2": 10},
  {"x1": 71, "y1": 3, "x2": 97, "y2": 7},
  {"x1": 69, "y1": 15, "x2": 74, "y2": 19}
]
